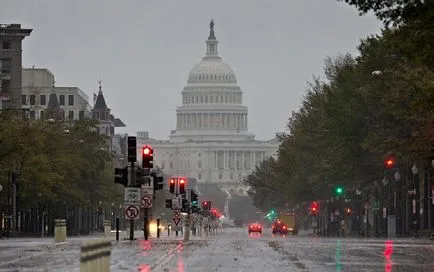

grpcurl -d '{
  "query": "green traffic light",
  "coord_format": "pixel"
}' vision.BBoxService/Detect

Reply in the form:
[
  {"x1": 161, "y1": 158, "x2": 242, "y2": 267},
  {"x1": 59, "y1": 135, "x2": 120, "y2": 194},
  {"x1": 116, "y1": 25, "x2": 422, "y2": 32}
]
[{"x1": 335, "y1": 186, "x2": 344, "y2": 195}]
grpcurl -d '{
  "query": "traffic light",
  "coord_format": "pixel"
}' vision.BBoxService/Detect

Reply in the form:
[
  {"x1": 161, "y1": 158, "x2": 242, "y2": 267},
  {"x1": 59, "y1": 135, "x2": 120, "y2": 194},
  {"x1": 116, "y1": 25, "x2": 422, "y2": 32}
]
[
  {"x1": 202, "y1": 200, "x2": 211, "y2": 210},
  {"x1": 154, "y1": 175, "x2": 164, "y2": 190},
  {"x1": 165, "y1": 199, "x2": 172, "y2": 209},
  {"x1": 114, "y1": 167, "x2": 128, "y2": 186},
  {"x1": 136, "y1": 167, "x2": 151, "y2": 186},
  {"x1": 190, "y1": 190, "x2": 198, "y2": 206},
  {"x1": 127, "y1": 136, "x2": 137, "y2": 162},
  {"x1": 142, "y1": 145, "x2": 154, "y2": 169},
  {"x1": 335, "y1": 186, "x2": 344, "y2": 196},
  {"x1": 385, "y1": 157, "x2": 395, "y2": 169},
  {"x1": 169, "y1": 178, "x2": 176, "y2": 193},
  {"x1": 310, "y1": 201, "x2": 319, "y2": 215},
  {"x1": 345, "y1": 208, "x2": 351, "y2": 214},
  {"x1": 179, "y1": 177, "x2": 186, "y2": 194},
  {"x1": 182, "y1": 198, "x2": 190, "y2": 212}
]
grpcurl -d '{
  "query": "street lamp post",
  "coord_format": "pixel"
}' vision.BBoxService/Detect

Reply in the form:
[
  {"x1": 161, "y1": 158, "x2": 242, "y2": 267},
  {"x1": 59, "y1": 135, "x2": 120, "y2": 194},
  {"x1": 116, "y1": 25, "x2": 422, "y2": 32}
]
[{"x1": 411, "y1": 164, "x2": 419, "y2": 235}]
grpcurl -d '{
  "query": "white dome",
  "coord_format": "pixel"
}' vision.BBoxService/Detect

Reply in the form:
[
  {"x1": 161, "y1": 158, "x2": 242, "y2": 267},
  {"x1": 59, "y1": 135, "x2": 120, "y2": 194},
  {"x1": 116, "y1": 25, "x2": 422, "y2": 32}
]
[{"x1": 187, "y1": 58, "x2": 237, "y2": 84}]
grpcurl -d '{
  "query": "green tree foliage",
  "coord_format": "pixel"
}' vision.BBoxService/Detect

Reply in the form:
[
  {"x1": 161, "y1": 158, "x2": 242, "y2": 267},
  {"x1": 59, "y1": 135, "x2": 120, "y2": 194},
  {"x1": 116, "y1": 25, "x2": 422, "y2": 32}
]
[
  {"x1": 0, "y1": 117, "x2": 122, "y2": 207},
  {"x1": 337, "y1": 0, "x2": 431, "y2": 26},
  {"x1": 246, "y1": 7, "x2": 434, "y2": 208}
]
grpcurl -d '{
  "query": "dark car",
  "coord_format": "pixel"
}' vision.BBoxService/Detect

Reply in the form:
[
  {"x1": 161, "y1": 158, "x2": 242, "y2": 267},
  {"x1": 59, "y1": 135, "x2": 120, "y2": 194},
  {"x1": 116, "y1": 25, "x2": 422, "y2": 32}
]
[
  {"x1": 248, "y1": 223, "x2": 263, "y2": 234},
  {"x1": 272, "y1": 220, "x2": 289, "y2": 235}
]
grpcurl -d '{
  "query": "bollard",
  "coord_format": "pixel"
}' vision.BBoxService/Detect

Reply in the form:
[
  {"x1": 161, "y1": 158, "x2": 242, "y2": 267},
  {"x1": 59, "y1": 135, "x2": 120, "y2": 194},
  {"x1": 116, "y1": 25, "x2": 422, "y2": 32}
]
[
  {"x1": 80, "y1": 239, "x2": 111, "y2": 272},
  {"x1": 103, "y1": 220, "x2": 111, "y2": 237},
  {"x1": 115, "y1": 218, "x2": 119, "y2": 241},
  {"x1": 54, "y1": 219, "x2": 67, "y2": 243},
  {"x1": 157, "y1": 219, "x2": 160, "y2": 238}
]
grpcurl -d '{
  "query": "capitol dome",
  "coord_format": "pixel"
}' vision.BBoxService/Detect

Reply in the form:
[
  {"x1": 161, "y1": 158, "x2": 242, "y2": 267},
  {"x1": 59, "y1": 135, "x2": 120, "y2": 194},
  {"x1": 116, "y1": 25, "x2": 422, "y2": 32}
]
[
  {"x1": 187, "y1": 59, "x2": 237, "y2": 84},
  {"x1": 171, "y1": 20, "x2": 255, "y2": 142},
  {"x1": 186, "y1": 21, "x2": 237, "y2": 85}
]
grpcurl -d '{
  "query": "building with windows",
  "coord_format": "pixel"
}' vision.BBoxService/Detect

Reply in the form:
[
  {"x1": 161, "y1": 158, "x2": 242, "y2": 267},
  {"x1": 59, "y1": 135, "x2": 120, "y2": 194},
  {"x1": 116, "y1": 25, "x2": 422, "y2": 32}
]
[
  {"x1": 137, "y1": 21, "x2": 279, "y2": 217},
  {"x1": 21, "y1": 68, "x2": 126, "y2": 151},
  {"x1": 22, "y1": 68, "x2": 92, "y2": 120},
  {"x1": 0, "y1": 24, "x2": 32, "y2": 110}
]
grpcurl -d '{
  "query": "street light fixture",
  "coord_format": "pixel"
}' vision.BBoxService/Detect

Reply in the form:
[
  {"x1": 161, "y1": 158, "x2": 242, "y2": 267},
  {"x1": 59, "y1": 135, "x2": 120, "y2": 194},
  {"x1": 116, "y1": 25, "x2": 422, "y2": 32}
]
[{"x1": 412, "y1": 165, "x2": 418, "y2": 175}]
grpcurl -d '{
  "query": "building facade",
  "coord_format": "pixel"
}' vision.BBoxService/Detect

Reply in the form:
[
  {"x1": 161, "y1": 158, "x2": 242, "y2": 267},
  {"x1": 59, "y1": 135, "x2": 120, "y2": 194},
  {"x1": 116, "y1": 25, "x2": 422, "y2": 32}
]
[
  {"x1": 0, "y1": 24, "x2": 32, "y2": 110},
  {"x1": 137, "y1": 21, "x2": 279, "y2": 216},
  {"x1": 22, "y1": 68, "x2": 92, "y2": 120}
]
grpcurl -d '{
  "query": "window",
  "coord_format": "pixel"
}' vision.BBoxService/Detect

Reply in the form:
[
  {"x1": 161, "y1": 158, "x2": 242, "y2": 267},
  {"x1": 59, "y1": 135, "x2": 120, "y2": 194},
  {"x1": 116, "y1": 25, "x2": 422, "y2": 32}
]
[
  {"x1": 0, "y1": 59, "x2": 11, "y2": 73},
  {"x1": 79, "y1": 110, "x2": 84, "y2": 120},
  {"x1": 1, "y1": 41, "x2": 11, "y2": 49},
  {"x1": 198, "y1": 161, "x2": 202, "y2": 168},
  {"x1": 0, "y1": 80, "x2": 10, "y2": 93},
  {"x1": 40, "y1": 110, "x2": 44, "y2": 120},
  {"x1": 60, "y1": 111, "x2": 65, "y2": 120},
  {"x1": 29, "y1": 111, "x2": 36, "y2": 119},
  {"x1": 219, "y1": 173, "x2": 222, "y2": 180},
  {"x1": 21, "y1": 95, "x2": 26, "y2": 105},
  {"x1": 40, "y1": 95, "x2": 46, "y2": 105},
  {"x1": 161, "y1": 162, "x2": 165, "y2": 169},
  {"x1": 59, "y1": 95, "x2": 65, "y2": 105},
  {"x1": 30, "y1": 95, "x2": 36, "y2": 105},
  {"x1": 68, "y1": 110, "x2": 74, "y2": 120},
  {"x1": 169, "y1": 162, "x2": 173, "y2": 169},
  {"x1": 68, "y1": 95, "x2": 74, "y2": 106},
  {"x1": 230, "y1": 173, "x2": 233, "y2": 180},
  {"x1": 198, "y1": 173, "x2": 202, "y2": 180}
]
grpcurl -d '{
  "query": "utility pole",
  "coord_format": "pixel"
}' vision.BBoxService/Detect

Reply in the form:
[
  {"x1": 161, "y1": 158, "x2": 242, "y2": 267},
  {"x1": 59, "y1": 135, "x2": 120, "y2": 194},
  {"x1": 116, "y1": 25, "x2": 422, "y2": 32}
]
[
  {"x1": 129, "y1": 161, "x2": 135, "y2": 241},
  {"x1": 127, "y1": 136, "x2": 137, "y2": 241}
]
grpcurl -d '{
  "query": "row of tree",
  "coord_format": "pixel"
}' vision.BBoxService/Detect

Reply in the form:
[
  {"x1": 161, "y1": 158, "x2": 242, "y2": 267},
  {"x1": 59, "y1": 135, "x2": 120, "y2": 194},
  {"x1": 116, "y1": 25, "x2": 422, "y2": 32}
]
[
  {"x1": 245, "y1": 0, "x2": 434, "y2": 211},
  {"x1": 0, "y1": 114, "x2": 122, "y2": 208}
]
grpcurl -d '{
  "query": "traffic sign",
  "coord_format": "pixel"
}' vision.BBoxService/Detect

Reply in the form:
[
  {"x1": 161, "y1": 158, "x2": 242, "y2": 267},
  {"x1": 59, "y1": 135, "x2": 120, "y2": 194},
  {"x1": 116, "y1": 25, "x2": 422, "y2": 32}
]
[
  {"x1": 141, "y1": 183, "x2": 153, "y2": 195},
  {"x1": 124, "y1": 188, "x2": 140, "y2": 205},
  {"x1": 141, "y1": 195, "x2": 153, "y2": 208},
  {"x1": 125, "y1": 205, "x2": 140, "y2": 220},
  {"x1": 173, "y1": 210, "x2": 181, "y2": 218},
  {"x1": 172, "y1": 196, "x2": 182, "y2": 210},
  {"x1": 173, "y1": 217, "x2": 181, "y2": 226}
]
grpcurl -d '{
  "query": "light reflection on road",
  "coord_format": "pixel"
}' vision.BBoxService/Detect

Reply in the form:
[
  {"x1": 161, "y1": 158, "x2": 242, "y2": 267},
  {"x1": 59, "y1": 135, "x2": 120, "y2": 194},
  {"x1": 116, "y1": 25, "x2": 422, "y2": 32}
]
[{"x1": 384, "y1": 240, "x2": 393, "y2": 272}]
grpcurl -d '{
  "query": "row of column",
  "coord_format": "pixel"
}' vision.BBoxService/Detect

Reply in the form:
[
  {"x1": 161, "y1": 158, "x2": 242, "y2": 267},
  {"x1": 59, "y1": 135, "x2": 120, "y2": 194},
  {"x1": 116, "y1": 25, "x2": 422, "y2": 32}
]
[
  {"x1": 214, "y1": 150, "x2": 264, "y2": 170},
  {"x1": 177, "y1": 112, "x2": 247, "y2": 130},
  {"x1": 183, "y1": 93, "x2": 241, "y2": 105}
]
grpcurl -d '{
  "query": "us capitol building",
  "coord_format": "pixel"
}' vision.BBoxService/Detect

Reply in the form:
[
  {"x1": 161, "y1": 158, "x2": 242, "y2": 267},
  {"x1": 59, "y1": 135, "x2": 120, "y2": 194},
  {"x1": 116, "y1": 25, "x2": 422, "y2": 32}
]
[{"x1": 137, "y1": 21, "x2": 279, "y2": 217}]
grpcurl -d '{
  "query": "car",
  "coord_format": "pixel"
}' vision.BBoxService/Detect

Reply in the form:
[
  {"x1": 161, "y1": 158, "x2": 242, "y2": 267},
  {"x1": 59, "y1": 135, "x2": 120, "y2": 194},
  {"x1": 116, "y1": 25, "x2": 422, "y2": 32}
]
[
  {"x1": 272, "y1": 220, "x2": 289, "y2": 235},
  {"x1": 248, "y1": 223, "x2": 262, "y2": 234}
]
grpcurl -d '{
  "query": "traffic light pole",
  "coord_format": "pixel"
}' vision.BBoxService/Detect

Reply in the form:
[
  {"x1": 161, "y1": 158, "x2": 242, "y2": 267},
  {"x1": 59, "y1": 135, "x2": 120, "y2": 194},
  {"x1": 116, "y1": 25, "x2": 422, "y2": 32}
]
[{"x1": 129, "y1": 161, "x2": 135, "y2": 241}]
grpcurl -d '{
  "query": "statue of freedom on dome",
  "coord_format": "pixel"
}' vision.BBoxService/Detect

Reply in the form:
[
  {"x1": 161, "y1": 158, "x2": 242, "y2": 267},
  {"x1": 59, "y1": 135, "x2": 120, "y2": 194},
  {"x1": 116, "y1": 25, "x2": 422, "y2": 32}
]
[{"x1": 210, "y1": 19, "x2": 214, "y2": 31}]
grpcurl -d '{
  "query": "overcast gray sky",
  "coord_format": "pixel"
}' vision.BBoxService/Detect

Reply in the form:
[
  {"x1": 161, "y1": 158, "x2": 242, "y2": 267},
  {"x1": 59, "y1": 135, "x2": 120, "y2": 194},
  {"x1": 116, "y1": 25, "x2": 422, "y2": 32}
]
[{"x1": 1, "y1": 0, "x2": 382, "y2": 140}]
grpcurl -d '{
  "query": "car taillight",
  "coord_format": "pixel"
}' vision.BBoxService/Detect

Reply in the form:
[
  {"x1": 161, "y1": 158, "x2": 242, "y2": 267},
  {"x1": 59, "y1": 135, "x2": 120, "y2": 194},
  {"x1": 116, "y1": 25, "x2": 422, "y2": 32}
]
[
  {"x1": 272, "y1": 225, "x2": 275, "y2": 229},
  {"x1": 283, "y1": 226, "x2": 287, "y2": 229}
]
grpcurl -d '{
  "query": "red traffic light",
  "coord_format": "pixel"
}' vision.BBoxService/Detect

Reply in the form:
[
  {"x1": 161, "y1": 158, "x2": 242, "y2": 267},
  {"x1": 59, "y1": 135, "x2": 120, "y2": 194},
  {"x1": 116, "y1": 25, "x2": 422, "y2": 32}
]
[
  {"x1": 179, "y1": 178, "x2": 185, "y2": 184},
  {"x1": 169, "y1": 178, "x2": 175, "y2": 184},
  {"x1": 142, "y1": 145, "x2": 153, "y2": 156},
  {"x1": 386, "y1": 159, "x2": 394, "y2": 167},
  {"x1": 204, "y1": 201, "x2": 207, "y2": 205}
]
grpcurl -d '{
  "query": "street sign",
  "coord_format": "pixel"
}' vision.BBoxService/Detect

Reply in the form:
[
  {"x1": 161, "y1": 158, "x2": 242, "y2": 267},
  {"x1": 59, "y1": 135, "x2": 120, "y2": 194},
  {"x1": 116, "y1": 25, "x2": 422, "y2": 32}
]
[
  {"x1": 141, "y1": 195, "x2": 153, "y2": 208},
  {"x1": 125, "y1": 205, "x2": 140, "y2": 220},
  {"x1": 172, "y1": 196, "x2": 182, "y2": 210},
  {"x1": 172, "y1": 210, "x2": 182, "y2": 231},
  {"x1": 141, "y1": 183, "x2": 153, "y2": 195},
  {"x1": 124, "y1": 188, "x2": 140, "y2": 205},
  {"x1": 173, "y1": 210, "x2": 181, "y2": 218}
]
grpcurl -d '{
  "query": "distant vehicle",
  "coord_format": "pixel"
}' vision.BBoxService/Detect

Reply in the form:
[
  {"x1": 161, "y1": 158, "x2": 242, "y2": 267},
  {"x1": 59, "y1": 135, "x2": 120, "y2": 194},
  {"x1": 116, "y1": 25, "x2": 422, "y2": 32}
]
[
  {"x1": 279, "y1": 213, "x2": 298, "y2": 235},
  {"x1": 248, "y1": 223, "x2": 262, "y2": 234},
  {"x1": 272, "y1": 220, "x2": 289, "y2": 235}
]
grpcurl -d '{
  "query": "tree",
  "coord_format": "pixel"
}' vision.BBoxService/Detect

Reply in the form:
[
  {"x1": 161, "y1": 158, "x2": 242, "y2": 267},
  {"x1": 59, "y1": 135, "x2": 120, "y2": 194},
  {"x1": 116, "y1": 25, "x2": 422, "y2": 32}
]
[
  {"x1": 337, "y1": 0, "x2": 431, "y2": 26},
  {"x1": 0, "y1": 117, "x2": 122, "y2": 207},
  {"x1": 247, "y1": 26, "x2": 433, "y2": 209}
]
